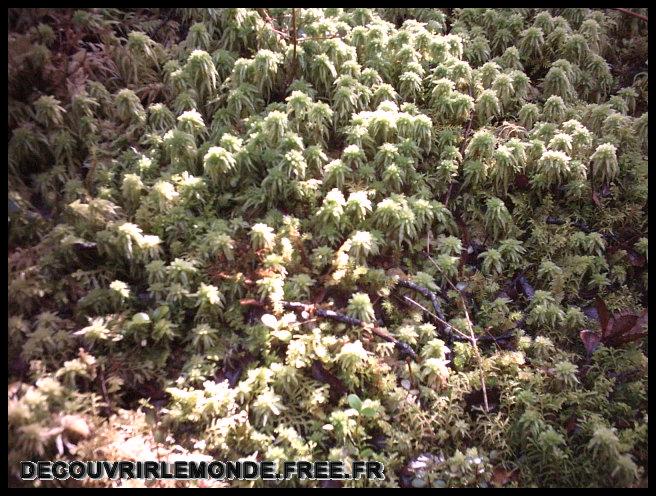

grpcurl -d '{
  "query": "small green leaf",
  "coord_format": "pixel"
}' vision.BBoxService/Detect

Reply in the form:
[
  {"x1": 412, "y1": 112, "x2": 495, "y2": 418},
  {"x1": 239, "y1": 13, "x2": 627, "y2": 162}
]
[
  {"x1": 359, "y1": 448, "x2": 374, "y2": 458},
  {"x1": 347, "y1": 394, "x2": 362, "y2": 411},
  {"x1": 272, "y1": 329, "x2": 292, "y2": 342},
  {"x1": 131, "y1": 312, "x2": 150, "y2": 325},
  {"x1": 261, "y1": 313, "x2": 278, "y2": 328},
  {"x1": 360, "y1": 406, "x2": 377, "y2": 418}
]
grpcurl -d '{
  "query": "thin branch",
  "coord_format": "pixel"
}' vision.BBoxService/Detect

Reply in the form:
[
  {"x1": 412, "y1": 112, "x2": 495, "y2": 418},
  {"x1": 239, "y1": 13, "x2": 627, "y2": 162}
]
[
  {"x1": 98, "y1": 364, "x2": 111, "y2": 414},
  {"x1": 240, "y1": 299, "x2": 418, "y2": 359},
  {"x1": 257, "y1": 8, "x2": 275, "y2": 25},
  {"x1": 299, "y1": 34, "x2": 345, "y2": 41},
  {"x1": 269, "y1": 27, "x2": 291, "y2": 39},
  {"x1": 612, "y1": 8, "x2": 648, "y2": 22},
  {"x1": 459, "y1": 111, "x2": 475, "y2": 157},
  {"x1": 395, "y1": 279, "x2": 446, "y2": 316},
  {"x1": 395, "y1": 278, "x2": 451, "y2": 341},
  {"x1": 545, "y1": 216, "x2": 591, "y2": 233},
  {"x1": 545, "y1": 216, "x2": 618, "y2": 242},
  {"x1": 258, "y1": 8, "x2": 290, "y2": 39},
  {"x1": 398, "y1": 294, "x2": 470, "y2": 342},
  {"x1": 398, "y1": 293, "x2": 517, "y2": 345},
  {"x1": 426, "y1": 254, "x2": 490, "y2": 412},
  {"x1": 291, "y1": 8, "x2": 298, "y2": 82},
  {"x1": 286, "y1": 302, "x2": 416, "y2": 358},
  {"x1": 457, "y1": 287, "x2": 490, "y2": 413}
]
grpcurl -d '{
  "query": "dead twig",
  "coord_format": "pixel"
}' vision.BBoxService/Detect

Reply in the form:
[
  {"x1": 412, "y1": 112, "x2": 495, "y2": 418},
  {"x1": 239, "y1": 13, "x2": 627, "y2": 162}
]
[
  {"x1": 545, "y1": 216, "x2": 618, "y2": 242},
  {"x1": 611, "y1": 8, "x2": 648, "y2": 22},
  {"x1": 455, "y1": 288, "x2": 489, "y2": 413},
  {"x1": 240, "y1": 299, "x2": 418, "y2": 359},
  {"x1": 285, "y1": 302, "x2": 417, "y2": 357},
  {"x1": 394, "y1": 278, "x2": 452, "y2": 342},
  {"x1": 545, "y1": 216, "x2": 591, "y2": 233},
  {"x1": 425, "y1": 254, "x2": 490, "y2": 413},
  {"x1": 398, "y1": 294, "x2": 469, "y2": 342},
  {"x1": 299, "y1": 34, "x2": 345, "y2": 41},
  {"x1": 98, "y1": 364, "x2": 112, "y2": 414},
  {"x1": 290, "y1": 8, "x2": 298, "y2": 82},
  {"x1": 398, "y1": 293, "x2": 517, "y2": 344},
  {"x1": 258, "y1": 8, "x2": 291, "y2": 39}
]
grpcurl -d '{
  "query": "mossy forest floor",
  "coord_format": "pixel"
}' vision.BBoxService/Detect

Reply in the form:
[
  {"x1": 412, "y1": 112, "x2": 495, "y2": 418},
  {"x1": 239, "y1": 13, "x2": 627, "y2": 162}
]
[{"x1": 8, "y1": 8, "x2": 648, "y2": 488}]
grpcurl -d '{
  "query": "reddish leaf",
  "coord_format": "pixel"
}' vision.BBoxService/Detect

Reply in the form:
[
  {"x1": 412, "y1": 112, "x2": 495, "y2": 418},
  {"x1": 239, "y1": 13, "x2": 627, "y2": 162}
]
[
  {"x1": 627, "y1": 250, "x2": 646, "y2": 267},
  {"x1": 491, "y1": 466, "x2": 518, "y2": 487},
  {"x1": 604, "y1": 310, "x2": 648, "y2": 347},
  {"x1": 580, "y1": 329, "x2": 602, "y2": 355},
  {"x1": 595, "y1": 297, "x2": 611, "y2": 333},
  {"x1": 583, "y1": 298, "x2": 646, "y2": 351},
  {"x1": 591, "y1": 190, "x2": 603, "y2": 208},
  {"x1": 636, "y1": 310, "x2": 649, "y2": 330},
  {"x1": 239, "y1": 298, "x2": 263, "y2": 307},
  {"x1": 565, "y1": 414, "x2": 579, "y2": 435},
  {"x1": 609, "y1": 312, "x2": 641, "y2": 335},
  {"x1": 615, "y1": 418, "x2": 632, "y2": 429},
  {"x1": 514, "y1": 173, "x2": 530, "y2": 190}
]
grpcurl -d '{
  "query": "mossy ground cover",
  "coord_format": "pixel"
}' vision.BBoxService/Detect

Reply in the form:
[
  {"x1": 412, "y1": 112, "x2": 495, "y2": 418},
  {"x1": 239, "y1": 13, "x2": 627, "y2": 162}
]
[{"x1": 8, "y1": 8, "x2": 648, "y2": 488}]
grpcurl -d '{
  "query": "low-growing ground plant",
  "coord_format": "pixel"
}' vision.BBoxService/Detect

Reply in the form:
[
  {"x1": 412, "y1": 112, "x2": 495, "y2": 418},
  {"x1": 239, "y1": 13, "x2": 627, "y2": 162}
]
[{"x1": 8, "y1": 7, "x2": 648, "y2": 488}]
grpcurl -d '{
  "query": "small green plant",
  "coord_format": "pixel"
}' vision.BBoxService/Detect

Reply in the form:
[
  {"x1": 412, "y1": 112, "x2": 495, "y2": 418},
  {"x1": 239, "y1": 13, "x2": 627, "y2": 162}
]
[
  {"x1": 346, "y1": 293, "x2": 376, "y2": 323},
  {"x1": 7, "y1": 7, "x2": 648, "y2": 489}
]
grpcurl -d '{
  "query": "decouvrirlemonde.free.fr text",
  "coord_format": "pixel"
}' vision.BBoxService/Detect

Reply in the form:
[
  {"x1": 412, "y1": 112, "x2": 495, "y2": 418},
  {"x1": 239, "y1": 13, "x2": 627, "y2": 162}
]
[{"x1": 21, "y1": 460, "x2": 385, "y2": 481}]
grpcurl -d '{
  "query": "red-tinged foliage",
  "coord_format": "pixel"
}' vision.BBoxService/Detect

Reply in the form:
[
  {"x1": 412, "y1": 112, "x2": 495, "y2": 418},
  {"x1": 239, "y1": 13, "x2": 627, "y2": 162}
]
[
  {"x1": 490, "y1": 466, "x2": 518, "y2": 487},
  {"x1": 513, "y1": 173, "x2": 530, "y2": 190},
  {"x1": 580, "y1": 329, "x2": 603, "y2": 356},
  {"x1": 581, "y1": 297, "x2": 648, "y2": 353}
]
